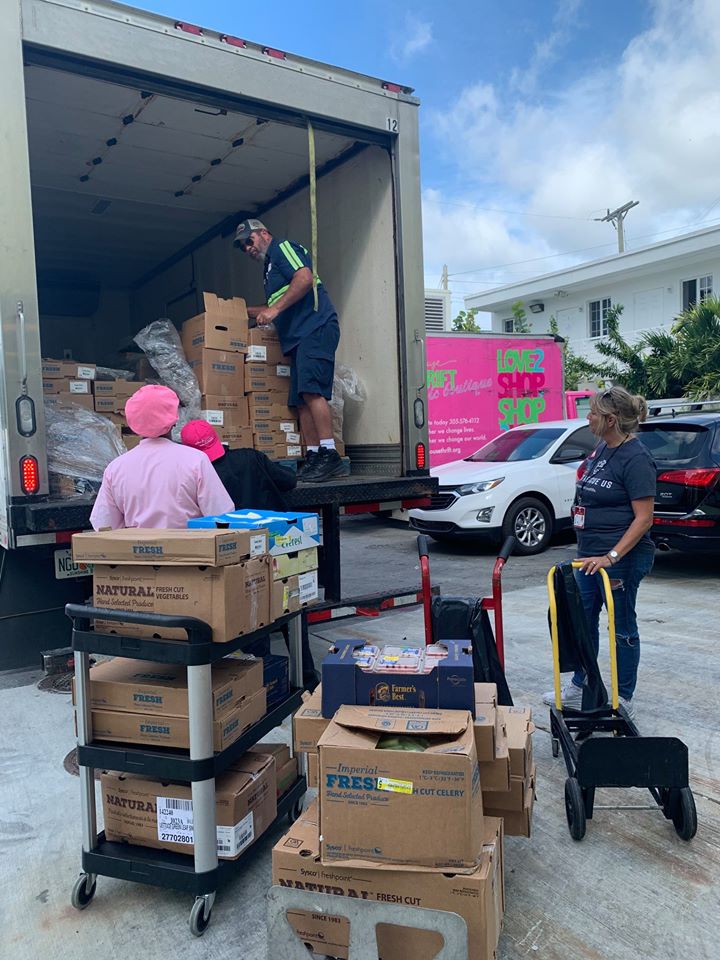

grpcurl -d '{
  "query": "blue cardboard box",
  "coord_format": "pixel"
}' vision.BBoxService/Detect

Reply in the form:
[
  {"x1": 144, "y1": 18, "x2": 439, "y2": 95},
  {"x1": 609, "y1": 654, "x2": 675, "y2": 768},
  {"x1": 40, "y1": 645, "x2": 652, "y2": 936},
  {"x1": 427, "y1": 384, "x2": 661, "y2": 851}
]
[
  {"x1": 263, "y1": 654, "x2": 290, "y2": 708},
  {"x1": 321, "y1": 640, "x2": 475, "y2": 718},
  {"x1": 188, "y1": 509, "x2": 320, "y2": 556}
]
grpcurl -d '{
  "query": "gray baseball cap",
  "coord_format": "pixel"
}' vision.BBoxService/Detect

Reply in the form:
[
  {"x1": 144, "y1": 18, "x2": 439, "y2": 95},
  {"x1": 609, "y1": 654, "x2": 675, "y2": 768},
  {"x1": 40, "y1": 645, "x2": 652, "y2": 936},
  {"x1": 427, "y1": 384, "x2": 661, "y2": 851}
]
[{"x1": 233, "y1": 219, "x2": 268, "y2": 247}]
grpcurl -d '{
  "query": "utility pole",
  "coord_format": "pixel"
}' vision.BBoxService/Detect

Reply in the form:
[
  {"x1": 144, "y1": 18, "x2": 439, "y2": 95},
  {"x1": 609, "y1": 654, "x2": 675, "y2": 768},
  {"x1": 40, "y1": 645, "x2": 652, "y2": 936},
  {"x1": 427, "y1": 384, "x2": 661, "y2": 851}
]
[
  {"x1": 440, "y1": 264, "x2": 449, "y2": 290},
  {"x1": 595, "y1": 201, "x2": 639, "y2": 253}
]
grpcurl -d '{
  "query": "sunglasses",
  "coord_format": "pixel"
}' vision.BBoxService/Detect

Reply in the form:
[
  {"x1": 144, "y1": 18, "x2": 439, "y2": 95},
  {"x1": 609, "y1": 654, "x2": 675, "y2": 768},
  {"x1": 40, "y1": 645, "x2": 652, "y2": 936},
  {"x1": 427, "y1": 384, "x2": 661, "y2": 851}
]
[{"x1": 240, "y1": 237, "x2": 255, "y2": 251}]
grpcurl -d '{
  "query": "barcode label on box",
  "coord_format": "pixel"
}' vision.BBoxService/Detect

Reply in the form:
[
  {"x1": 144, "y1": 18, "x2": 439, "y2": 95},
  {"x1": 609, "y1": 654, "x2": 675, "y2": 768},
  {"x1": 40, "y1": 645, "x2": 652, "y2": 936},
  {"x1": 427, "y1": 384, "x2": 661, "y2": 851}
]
[
  {"x1": 279, "y1": 422, "x2": 295, "y2": 433},
  {"x1": 68, "y1": 380, "x2": 89, "y2": 394},
  {"x1": 298, "y1": 570, "x2": 319, "y2": 604},
  {"x1": 157, "y1": 795, "x2": 194, "y2": 845},
  {"x1": 77, "y1": 366, "x2": 96, "y2": 380},
  {"x1": 216, "y1": 811, "x2": 254, "y2": 858},
  {"x1": 250, "y1": 534, "x2": 265, "y2": 557},
  {"x1": 202, "y1": 410, "x2": 224, "y2": 426},
  {"x1": 377, "y1": 777, "x2": 413, "y2": 795},
  {"x1": 246, "y1": 345, "x2": 267, "y2": 361},
  {"x1": 276, "y1": 364, "x2": 291, "y2": 377}
]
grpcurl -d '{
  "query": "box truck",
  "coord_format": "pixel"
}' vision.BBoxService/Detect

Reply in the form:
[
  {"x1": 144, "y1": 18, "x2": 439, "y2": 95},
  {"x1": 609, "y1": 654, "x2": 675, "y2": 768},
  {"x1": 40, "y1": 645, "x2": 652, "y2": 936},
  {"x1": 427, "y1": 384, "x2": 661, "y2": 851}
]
[{"x1": 0, "y1": 0, "x2": 432, "y2": 666}]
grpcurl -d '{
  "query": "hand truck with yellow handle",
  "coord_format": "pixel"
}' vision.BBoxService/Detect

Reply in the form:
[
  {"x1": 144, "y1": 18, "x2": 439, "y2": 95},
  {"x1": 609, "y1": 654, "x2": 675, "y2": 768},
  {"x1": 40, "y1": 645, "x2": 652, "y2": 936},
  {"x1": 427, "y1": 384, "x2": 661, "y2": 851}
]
[{"x1": 547, "y1": 560, "x2": 697, "y2": 842}]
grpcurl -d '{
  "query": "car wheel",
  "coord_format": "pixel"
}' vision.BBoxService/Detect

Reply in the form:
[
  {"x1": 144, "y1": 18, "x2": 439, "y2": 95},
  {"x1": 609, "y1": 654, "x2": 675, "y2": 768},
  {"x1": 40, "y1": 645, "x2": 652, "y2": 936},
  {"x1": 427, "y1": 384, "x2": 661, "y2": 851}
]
[{"x1": 502, "y1": 497, "x2": 553, "y2": 555}]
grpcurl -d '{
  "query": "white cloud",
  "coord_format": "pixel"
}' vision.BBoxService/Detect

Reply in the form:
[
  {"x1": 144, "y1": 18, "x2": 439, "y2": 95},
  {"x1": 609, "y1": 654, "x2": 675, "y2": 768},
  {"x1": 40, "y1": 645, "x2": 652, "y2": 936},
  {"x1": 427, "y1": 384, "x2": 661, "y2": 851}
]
[
  {"x1": 391, "y1": 16, "x2": 432, "y2": 63},
  {"x1": 423, "y1": 0, "x2": 720, "y2": 305},
  {"x1": 510, "y1": 0, "x2": 583, "y2": 95}
]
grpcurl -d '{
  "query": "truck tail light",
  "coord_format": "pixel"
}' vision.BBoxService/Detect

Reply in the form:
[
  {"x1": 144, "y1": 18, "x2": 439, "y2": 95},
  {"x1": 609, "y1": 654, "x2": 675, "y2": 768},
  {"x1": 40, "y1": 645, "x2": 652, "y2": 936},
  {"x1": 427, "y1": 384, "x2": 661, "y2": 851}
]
[
  {"x1": 220, "y1": 35, "x2": 247, "y2": 48},
  {"x1": 263, "y1": 47, "x2": 286, "y2": 59},
  {"x1": 416, "y1": 443, "x2": 426, "y2": 470},
  {"x1": 20, "y1": 455, "x2": 39, "y2": 494},
  {"x1": 658, "y1": 468, "x2": 720, "y2": 488},
  {"x1": 175, "y1": 21, "x2": 202, "y2": 35}
]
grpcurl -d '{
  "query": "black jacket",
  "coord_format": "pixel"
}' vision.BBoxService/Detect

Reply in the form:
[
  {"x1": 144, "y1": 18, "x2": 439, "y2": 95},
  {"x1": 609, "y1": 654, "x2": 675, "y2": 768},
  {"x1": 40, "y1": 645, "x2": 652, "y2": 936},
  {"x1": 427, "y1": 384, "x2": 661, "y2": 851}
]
[{"x1": 212, "y1": 448, "x2": 297, "y2": 511}]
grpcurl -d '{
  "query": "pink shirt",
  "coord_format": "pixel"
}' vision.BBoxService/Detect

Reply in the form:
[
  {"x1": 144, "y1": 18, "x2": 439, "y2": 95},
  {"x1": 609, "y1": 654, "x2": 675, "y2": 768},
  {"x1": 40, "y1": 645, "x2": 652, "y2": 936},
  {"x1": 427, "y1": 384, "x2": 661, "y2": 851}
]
[{"x1": 90, "y1": 438, "x2": 234, "y2": 530}]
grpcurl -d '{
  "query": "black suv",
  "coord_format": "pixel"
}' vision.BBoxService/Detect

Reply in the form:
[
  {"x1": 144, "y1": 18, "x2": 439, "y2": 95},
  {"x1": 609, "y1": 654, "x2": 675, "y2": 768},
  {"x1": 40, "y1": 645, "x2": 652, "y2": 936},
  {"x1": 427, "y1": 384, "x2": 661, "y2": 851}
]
[{"x1": 637, "y1": 413, "x2": 720, "y2": 553}]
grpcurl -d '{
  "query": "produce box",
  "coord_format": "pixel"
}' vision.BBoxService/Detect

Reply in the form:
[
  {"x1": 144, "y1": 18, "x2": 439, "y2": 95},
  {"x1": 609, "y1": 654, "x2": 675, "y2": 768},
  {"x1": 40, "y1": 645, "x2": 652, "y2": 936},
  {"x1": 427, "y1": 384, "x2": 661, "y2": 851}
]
[
  {"x1": 181, "y1": 292, "x2": 249, "y2": 353},
  {"x1": 321, "y1": 639, "x2": 474, "y2": 718},
  {"x1": 79, "y1": 656, "x2": 262, "y2": 718},
  {"x1": 102, "y1": 750, "x2": 276, "y2": 858},
  {"x1": 42, "y1": 358, "x2": 96, "y2": 380},
  {"x1": 188, "y1": 510, "x2": 320, "y2": 556},
  {"x1": 89, "y1": 687, "x2": 266, "y2": 751},
  {"x1": 187, "y1": 348, "x2": 244, "y2": 396},
  {"x1": 73, "y1": 527, "x2": 267, "y2": 566},
  {"x1": 318, "y1": 705, "x2": 483, "y2": 869},
  {"x1": 272, "y1": 800, "x2": 504, "y2": 960}
]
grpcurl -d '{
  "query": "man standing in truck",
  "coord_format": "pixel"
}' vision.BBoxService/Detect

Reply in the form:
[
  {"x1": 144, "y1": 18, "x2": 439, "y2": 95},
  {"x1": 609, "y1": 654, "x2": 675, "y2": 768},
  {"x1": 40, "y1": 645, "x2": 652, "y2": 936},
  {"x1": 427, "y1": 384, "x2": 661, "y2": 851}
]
[{"x1": 234, "y1": 219, "x2": 347, "y2": 484}]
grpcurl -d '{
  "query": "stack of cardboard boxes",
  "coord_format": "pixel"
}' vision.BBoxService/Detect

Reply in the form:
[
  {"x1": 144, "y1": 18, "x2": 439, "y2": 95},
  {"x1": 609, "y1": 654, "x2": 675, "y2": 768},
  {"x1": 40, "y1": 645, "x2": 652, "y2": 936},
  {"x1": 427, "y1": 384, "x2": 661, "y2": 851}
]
[
  {"x1": 42, "y1": 357, "x2": 149, "y2": 450},
  {"x1": 277, "y1": 697, "x2": 507, "y2": 960},
  {"x1": 178, "y1": 292, "x2": 301, "y2": 459},
  {"x1": 180, "y1": 293, "x2": 252, "y2": 449}
]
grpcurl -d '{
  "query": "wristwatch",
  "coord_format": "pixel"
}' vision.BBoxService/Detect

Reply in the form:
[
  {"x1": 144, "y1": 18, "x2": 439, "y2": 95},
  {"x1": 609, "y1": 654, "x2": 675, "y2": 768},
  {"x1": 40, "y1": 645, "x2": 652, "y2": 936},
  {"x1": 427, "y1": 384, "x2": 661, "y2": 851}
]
[{"x1": 607, "y1": 550, "x2": 619, "y2": 563}]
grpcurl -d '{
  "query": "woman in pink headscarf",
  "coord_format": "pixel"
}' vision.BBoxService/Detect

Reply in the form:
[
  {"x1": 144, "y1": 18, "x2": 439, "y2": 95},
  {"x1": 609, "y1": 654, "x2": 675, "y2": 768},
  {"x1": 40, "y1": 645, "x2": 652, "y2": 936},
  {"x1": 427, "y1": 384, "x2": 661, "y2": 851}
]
[{"x1": 90, "y1": 385, "x2": 233, "y2": 529}]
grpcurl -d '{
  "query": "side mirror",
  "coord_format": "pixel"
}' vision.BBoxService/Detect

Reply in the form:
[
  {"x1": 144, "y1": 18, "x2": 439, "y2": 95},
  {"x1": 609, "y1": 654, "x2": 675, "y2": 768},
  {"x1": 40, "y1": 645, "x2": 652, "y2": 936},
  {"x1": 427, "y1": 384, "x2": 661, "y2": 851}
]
[{"x1": 551, "y1": 448, "x2": 587, "y2": 464}]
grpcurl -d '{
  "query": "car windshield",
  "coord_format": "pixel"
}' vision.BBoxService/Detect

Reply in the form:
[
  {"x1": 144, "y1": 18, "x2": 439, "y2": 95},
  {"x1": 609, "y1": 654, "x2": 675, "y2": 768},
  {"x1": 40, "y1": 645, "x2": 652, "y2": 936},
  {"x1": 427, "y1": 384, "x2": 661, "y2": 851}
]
[
  {"x1": 637, "y1": 423, "x2": 710, "y2": 465},
  {"x1": 465, "y1": 428, "x2": 565, "y2": 462}
]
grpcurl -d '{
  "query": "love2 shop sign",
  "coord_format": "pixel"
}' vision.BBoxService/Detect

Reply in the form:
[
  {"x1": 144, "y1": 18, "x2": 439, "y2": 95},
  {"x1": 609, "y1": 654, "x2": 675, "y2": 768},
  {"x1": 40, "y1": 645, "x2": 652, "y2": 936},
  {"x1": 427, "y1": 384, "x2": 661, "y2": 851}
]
[{"x1": 426, "y1": 335, "x2": 564, "y2": 466}]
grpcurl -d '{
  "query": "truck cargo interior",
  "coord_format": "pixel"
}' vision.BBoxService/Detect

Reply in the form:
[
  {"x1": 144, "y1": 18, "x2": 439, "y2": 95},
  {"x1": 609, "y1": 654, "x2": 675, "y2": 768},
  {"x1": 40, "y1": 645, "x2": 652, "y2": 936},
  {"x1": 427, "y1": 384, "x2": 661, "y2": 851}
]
[{"x1": 25, "y1": 61, "x2": 401, "y2": 465}]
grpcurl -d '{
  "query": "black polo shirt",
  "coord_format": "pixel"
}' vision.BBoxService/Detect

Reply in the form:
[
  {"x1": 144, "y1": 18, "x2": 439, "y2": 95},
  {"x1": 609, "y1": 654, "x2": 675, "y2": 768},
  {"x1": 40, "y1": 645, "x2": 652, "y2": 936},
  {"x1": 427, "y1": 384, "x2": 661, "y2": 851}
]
[{"x1": 263, "y1": 238, "x2": 337, "y2": 354}]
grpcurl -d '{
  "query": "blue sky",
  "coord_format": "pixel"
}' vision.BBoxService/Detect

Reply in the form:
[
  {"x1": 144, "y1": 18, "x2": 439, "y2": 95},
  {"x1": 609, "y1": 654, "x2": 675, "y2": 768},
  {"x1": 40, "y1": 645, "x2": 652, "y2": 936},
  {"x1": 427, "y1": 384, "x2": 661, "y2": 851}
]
[{"x1": 138, "y1": 0, "x2": 720, "y2": 316}]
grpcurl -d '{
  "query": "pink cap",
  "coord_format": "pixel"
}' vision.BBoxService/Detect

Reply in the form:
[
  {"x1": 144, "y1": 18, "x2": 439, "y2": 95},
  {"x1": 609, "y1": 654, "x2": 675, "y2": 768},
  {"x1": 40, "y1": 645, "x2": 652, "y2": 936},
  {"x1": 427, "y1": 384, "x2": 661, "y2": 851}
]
[
  {"x1": 180, "y1": 419, "x2": 226, "y2": 462},
  {"x1": 124, "y1": 385, "x2": 179, "y2": 438}
]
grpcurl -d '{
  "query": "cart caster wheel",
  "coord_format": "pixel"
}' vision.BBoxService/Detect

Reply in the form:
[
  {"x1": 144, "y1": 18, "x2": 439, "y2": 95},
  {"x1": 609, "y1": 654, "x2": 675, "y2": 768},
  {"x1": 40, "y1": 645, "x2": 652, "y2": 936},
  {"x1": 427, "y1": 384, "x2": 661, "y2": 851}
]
[
  {"x1": 564, "y1": 777, "x2": 587, "y2": 841},
  {"x1": 288, "y1": 797, "x2": 304, "y2": 824},
  {"x1": 670, "y1": 787, "x2": 697, "y2": 841},
  {"x1": 71, "y1": 873, "x2": 96, "y2": 910},
  {"x1": 189, "y1": 896, "x2": 212, "y2": 937},
  {"x1": 552, "y1": 737, "x2": 559, "y2": 758}
]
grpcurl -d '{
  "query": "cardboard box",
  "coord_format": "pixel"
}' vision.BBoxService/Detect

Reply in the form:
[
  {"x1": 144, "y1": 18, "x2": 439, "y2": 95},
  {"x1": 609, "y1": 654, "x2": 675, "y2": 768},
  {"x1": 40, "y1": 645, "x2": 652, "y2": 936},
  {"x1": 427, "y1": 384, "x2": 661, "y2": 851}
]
[
  {"x1": 273, "y1": 444, "x2": 303, "y2": 460},
  {"x1": 272, "y1": 801, "x2": 504, "y2": 960},
  {"x1": 224, "y1": 427, "x2": 254, "y2": 449},
  {"x1": 306, "y1": 750, "x2": 318, "y2": 788},
  {"x1": 201, "y1": 396, "x2": 249, "y2": 429},
  {"x1": 475, "y1": 683, "x2": 498, "y2": 705},
  {"x1": 103, "y1": 412, "x2": 128, "y2": 428},
  {"x1": 498, "y1": 706, "x2": 534, "y2": 779},
  {"x1": 122, "y1": 434, "x2": 142, "y2": 450},
  {"x1": 73, "y1": 528, "x2": 267, "y2": 566},
  {"x1": 94, "y1": 395, "x2": 130, "y2": 414},
  {"x1": 292, "y1": 686, "x2": 330, "y2": 754},
  {"x1": 245, "y1": 375, "x2": 291, "y2": 394},
  {"x1": 92, "y1": 557, "x2": 270, "y2": 642},
  {"x1": 189, "y1": 510, "x2": 320, "y2": 556},
  {"x1": 252, "y1": 419, "x2": 297, "y2": 435},
  {"x1": 45, "y1": 393, "x2": 94, "y2": 410},
  {"x1": 82, "y1": 656, "x2": 263, "y2": 719},
  {"x1": 187, "y1": 349, "x2": 245, "y2": 396},
  {"x1": 93, "y1": 381, "x2": 146, "y2": 398},
  {"x1": 90, "y1": 686, "x2": 266, "y2": 751},
  {"x1": 321, "y1": 640, "x2": 474, "y2": 719},
  {"x1": 479, "y1": 717, "x2": 511, "y2": 793},
  {"x1": 271, "y1": 548, "x2": 318, "y2": 581},
  {"x1": 248, "y1": 397, "x2": 296, "y2": 421},
  {"x1": 277, "y1": 756, "x2": 299, "y2": 796},
  {"x1": 181, "y1": 293, "x2": 249, "y2": 354},
  {"x1": 102, "y1": 751, "x2": 276, "y2": 858},
  {"x1": 485, "y1": 775, "x2": 535, "y2": 838},
  {"x1": 270, "y1": 571, "x2": 319, "y2": 620},
  {"x1": 318, "y1": 705, "x2": 483, "y2": 869},
  {"x1": 247, "y1": 741, "x2": 297, "y2": 797},
  {"x1": 245, "y1": 329, "x2": 288, "y2": 364},
  {"x1": 42, "y1": 358, "x2": 96, "y2": 380},
  {"x1": 248, "y1": 740, "x2": 290, "y2": 770},
  {"x1": 43, "y1": 378, "x2": 92, "y2": 395},
  {"x1": 245, "y1": 361, "x2": 291, "y2": 381}
]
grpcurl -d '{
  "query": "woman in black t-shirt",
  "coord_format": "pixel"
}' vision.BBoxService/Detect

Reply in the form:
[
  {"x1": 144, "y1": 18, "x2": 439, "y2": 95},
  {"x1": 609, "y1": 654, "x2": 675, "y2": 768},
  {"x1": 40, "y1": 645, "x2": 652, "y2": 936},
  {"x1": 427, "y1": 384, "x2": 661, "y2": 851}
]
[{"x1": 543, "y1": 387, "x2": 656, "y2": 720}]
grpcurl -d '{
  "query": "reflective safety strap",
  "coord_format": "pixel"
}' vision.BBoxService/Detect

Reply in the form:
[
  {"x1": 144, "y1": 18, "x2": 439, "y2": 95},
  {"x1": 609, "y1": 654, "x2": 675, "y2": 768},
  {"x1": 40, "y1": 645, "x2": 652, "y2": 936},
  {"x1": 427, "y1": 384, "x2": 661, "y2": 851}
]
[
  {"x1": 308, "y1": 120, "x2": 319, "y2": 311},
  {"x1": 279, "y1": 240, "x2": 304, "y2": 271},
  {"x1": 267, "y1": 284, "x2": 290, "y2": 306}
]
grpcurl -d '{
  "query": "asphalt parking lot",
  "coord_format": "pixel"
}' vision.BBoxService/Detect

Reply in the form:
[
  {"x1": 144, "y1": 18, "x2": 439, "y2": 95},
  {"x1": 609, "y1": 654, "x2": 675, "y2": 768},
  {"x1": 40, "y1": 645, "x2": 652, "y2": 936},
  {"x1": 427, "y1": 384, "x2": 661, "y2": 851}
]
[{"x1": 2, "y1": 516, "x2": 718, "y2": 960}]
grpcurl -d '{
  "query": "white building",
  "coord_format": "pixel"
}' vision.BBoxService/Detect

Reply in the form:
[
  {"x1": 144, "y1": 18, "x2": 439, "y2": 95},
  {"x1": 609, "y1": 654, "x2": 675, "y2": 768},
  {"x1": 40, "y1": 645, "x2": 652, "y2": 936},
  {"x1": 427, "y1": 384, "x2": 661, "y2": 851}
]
[
  {"x1": 424, "y1": 287, "x2": 453, "y2": 332},
  {"x1": 465, "y1": 225, "x2": 720, "y2": 360}
]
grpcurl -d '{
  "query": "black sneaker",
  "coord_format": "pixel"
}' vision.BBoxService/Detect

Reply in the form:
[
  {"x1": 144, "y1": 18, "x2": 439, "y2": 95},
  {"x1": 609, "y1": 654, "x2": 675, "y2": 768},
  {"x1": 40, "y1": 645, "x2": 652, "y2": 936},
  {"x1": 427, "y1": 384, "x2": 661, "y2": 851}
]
[
  {"x1": 302, "y1": 447, "x2": 350, "y2": 482},
  {"x1": 297, "y1": 449, "x2": 319, "y2": 480}
]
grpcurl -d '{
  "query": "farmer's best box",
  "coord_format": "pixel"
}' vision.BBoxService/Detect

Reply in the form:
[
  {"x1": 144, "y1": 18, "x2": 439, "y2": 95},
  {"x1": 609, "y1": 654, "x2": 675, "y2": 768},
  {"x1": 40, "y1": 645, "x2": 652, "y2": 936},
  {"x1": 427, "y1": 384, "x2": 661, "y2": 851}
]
[
  {"x1": 102, "y1": 751, "x2": 275, "y2": 859},
  {"x1": 92, "y1": 557, "x2": 270, "y2": 642},
  {"x1": 272, "y1": 801, "x2": 504, "y2": 960},
  {"x1": 73, "y1": 527, "x2": 267, "y2": 567},
  {"x1": 318, "y1": 705, "x2": 483, "y2": 869}
]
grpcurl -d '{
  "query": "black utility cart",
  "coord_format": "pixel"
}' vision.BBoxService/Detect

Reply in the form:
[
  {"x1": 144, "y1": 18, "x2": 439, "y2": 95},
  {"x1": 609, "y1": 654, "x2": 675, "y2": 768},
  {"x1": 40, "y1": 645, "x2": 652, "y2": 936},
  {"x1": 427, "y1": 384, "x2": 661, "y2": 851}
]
[
  {"x1": 547, "y1": 561, "x2": 697, "y2": 842},
  {"x1": 66, "y1": 604, "x2": 307, "y2": 935}
]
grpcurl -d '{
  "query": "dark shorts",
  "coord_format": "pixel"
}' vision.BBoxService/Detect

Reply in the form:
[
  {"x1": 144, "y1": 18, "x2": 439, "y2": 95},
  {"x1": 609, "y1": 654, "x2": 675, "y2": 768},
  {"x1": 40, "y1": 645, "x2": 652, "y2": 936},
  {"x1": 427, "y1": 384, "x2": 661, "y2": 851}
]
[{"x1": 288, "y1": 319, "x2": 340, "y2": 407}]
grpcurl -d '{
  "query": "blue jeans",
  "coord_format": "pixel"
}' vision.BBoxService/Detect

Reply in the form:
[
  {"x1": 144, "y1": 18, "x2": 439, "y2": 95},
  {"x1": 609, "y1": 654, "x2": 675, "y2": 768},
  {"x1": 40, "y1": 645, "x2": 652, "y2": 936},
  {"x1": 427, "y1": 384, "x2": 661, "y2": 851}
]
[{"x1": 571, "y1": 542, "x2": 655, "y2": 700}]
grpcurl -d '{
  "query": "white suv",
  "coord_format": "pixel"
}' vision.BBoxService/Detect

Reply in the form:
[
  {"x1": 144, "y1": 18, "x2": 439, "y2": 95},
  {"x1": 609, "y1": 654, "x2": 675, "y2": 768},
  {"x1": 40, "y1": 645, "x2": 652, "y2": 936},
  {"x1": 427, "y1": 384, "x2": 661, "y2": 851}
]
[{"x1": 410, "y1": 420, "x2": 596, "y2": 555}]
